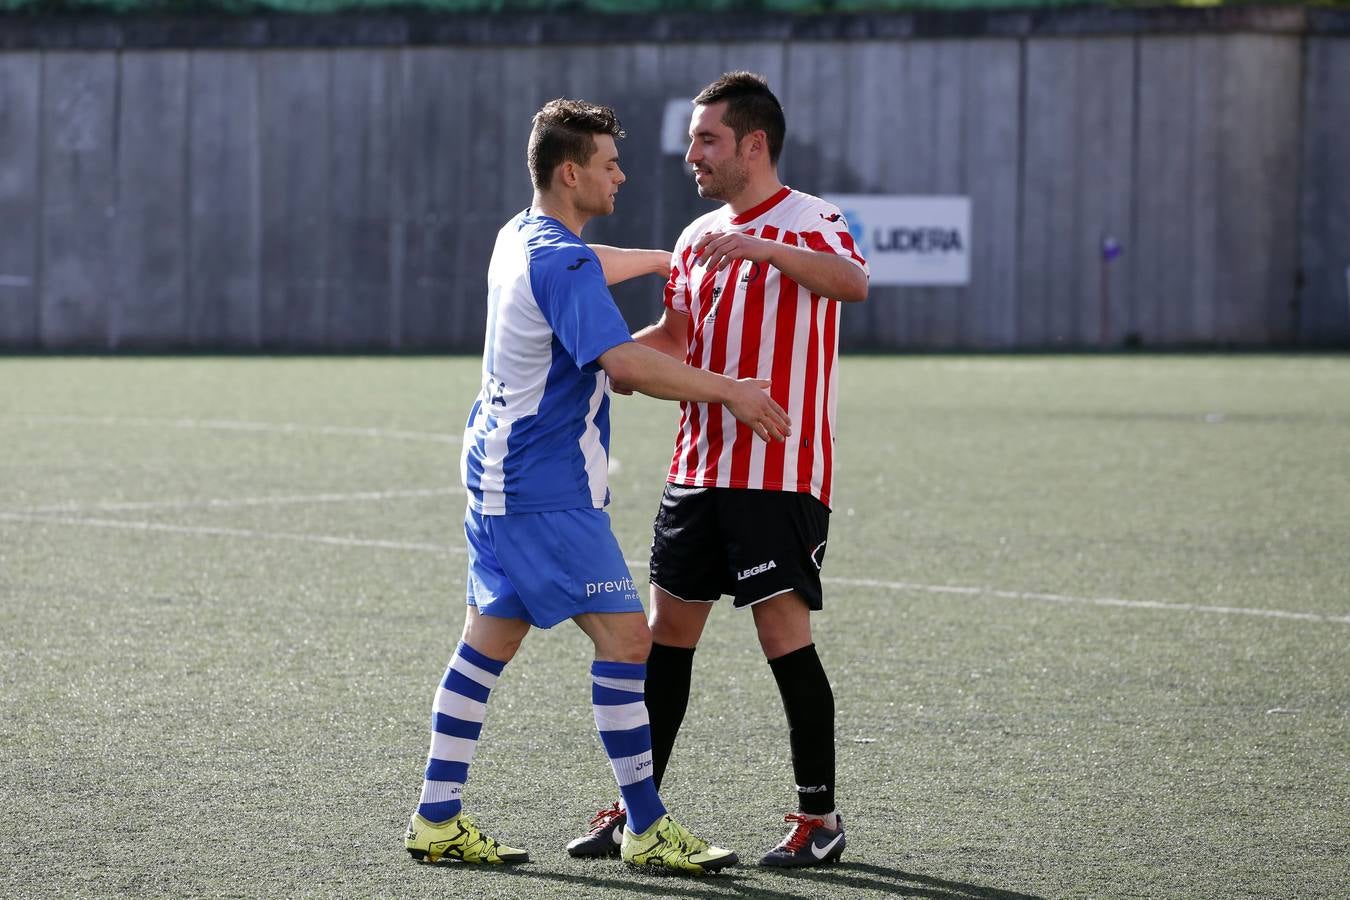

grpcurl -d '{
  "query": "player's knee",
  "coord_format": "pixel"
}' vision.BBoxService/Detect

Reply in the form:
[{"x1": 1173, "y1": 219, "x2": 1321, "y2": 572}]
[
  {"x1": 649, "y1": 597, "x2": 708, "y2": 647},
  {"x1": 468, "y1": 633, "x2": 524, "y2": 663},
  {"x1": 754, "y1": 612, "x2": 812, "y2": 659},
  {"x1": 628, "y1": 626, "x2": 654, "y2": 663},
  {"x1": 461, "y1": 611, "x2": 529, "y2": 662},
  {"x1": 649, "y1": 614, "x2": 696, "y2": 648},
  {"x1": 587, "y1": 617, "x2": 652, "y2": 663},
  {"x1": 758, "y1": 631, "x2": 811, "y2": 660},
  {"x1": 599, "y1": 631, "x2": 651, "y2": 664}
]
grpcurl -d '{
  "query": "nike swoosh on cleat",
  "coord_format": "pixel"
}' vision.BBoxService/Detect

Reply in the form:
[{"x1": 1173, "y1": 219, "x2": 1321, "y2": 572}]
[{"x1": 811, "y1": 833, "x2": 844, "y2": 860}]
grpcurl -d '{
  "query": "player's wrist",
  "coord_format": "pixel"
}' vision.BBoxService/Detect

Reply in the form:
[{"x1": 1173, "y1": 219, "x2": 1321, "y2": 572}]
[
  {"x1": 760, "y1": 238, "x2": 783, "y2": 269},
  {"x1": 713, "y1": 373, "x2": 740, "y2": 407}
]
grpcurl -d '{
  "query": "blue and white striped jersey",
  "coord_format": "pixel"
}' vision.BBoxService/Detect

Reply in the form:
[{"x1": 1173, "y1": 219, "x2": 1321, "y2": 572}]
[{"x1": 460, "y1": 210, "x2": 634, "y2": 515}]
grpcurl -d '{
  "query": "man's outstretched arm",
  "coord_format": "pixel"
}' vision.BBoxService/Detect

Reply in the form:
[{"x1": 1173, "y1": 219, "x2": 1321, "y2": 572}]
[
  {"x1": 598, "y1": 341, "x2": 790, "y2": 444},
  {"x1": 691, "y1": 231, "x2": 868, "y2": 302},
  {"x1": 632, "y1": 309, "x2": 690, "y2": 361},
  {"x1": 589, "y1": 245, "x2": 673, "y2": 286}
]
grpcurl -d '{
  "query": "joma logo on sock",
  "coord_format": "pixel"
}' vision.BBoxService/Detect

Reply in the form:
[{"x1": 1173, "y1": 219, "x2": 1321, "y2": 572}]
[
  {"x1": 737, "y1": 560, "x2": 777, "y2": 581},
  {"x1": 586, "y1": 577, "x2": 637, "y2": 597}
]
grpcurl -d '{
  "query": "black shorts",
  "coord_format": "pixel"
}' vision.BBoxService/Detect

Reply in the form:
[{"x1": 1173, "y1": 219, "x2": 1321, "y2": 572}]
[{"x1": 648, "y1": 484, "x2": 830, "y2": 610}]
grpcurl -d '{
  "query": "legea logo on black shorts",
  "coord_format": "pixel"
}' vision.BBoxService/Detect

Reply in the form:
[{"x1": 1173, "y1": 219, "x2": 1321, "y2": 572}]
[
  {"x1": 586, "y1": 576, "x2": 638, "y2": 597},
  {"x1": 737, "y1": 560, "x2": 777, "y2": 581}
]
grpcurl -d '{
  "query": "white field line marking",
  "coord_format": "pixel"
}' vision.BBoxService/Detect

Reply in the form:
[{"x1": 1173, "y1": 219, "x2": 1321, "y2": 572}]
[
  {"x1": 7, "y1": 414, "x2": 461, "y2": 444},
  {"x1": 822, "y1": 576, "x2": 1350, "y2": 625},
  {"x1": 0, "y1": 511, "x2": 458, "y2": 555},
  {"x1": 3, "y1": 510, "x2": 1347, "y2": 626},
  {"x1": 16, "y1": 487, "x2": 459, "y2": 514}
]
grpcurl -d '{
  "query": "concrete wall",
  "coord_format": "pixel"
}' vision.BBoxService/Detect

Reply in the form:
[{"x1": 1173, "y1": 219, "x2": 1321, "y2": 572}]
[
  {"x1": 1301, "y1": 25, "x2": 1350, "y2": 346},
  {"x1": 0, "y1": 8, "x2": 1345, "y2": 351}
]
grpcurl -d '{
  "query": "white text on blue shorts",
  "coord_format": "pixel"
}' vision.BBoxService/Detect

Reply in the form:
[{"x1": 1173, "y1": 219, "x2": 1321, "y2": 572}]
[{"x1": 586, "y1": 577, "x2": 638, "y2": 597}]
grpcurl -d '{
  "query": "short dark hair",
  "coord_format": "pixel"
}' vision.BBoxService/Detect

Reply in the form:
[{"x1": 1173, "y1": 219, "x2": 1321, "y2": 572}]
[
  {"x1": 528, "y1": 98, "x2": 625, "y2": 191},
  {"x1": 693, "y1": 71, "x2": 785, "y2": 164}
]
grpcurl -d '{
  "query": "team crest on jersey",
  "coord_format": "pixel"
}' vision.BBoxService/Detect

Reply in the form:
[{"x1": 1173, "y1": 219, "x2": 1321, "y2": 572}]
[{"x1": 705, "y1": 286, "x2": 723, "y2": 324}]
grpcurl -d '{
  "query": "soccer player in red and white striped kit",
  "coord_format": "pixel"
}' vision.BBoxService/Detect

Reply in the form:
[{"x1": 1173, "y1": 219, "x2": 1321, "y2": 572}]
[{"x1": 569, "y1": 71, "x2": 869, "y2": 867}]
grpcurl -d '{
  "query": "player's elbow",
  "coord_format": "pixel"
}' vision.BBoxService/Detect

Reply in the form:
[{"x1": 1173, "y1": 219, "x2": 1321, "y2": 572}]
[
  {"x1": 598, "y1": 342, "x2": 644, "y2": 388},
  {"x1": 839, "y1": 269, "x2": 869, "y2": 303}
]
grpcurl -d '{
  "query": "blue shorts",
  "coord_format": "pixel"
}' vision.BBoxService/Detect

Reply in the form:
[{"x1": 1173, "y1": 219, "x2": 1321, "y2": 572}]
[{"x1": 464, "y1": 506, "x2": 644, "y2": 628}]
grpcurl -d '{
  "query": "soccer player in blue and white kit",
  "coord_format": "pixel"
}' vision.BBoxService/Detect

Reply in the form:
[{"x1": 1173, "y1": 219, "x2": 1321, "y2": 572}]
[{"x1": 403, "y1": 98, "x2": 791, "y2": 874}]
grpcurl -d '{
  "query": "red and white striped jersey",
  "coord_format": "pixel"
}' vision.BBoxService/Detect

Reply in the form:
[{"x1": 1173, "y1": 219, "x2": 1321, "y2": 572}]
[{"x1": 662, "y1": 186, "x2": 868, "y2": 509}]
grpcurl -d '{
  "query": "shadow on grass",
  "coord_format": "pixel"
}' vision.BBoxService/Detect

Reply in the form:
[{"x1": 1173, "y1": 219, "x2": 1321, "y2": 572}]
[
  {"x1": 775, "y1": 862, "x2": 1045, "y2": 899},
  {"x1": 417, "y1": 860, "x2": 1042, "y2": 899}
]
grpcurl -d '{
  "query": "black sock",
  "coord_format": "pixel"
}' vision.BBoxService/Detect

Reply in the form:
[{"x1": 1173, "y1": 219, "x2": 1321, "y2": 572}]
[
  {"x1": 768, "y1": 643, "x2": 836, "y2": 815},
  {"x1": 644, "y1": 642, "x2": 696, "y2": 791}
]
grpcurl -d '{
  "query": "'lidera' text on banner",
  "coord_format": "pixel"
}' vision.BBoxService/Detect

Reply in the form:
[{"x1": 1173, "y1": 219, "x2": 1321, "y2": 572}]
[{"x1": 823, "y1": 195, "x2": 971, "y2": 286}]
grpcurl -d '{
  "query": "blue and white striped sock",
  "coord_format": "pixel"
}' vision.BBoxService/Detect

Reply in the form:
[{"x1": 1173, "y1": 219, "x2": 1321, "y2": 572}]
[
  {"x1": 416, "y1": 641, "x2": 505, "y2": 824},
  {"x1": 591, "y1": 660, "x2": 666, "y2": 835}
]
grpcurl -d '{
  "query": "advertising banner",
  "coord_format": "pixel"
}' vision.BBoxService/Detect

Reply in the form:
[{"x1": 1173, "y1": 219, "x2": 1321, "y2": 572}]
[{"x1": 823, "y1": 195, "x2": 971, "y2": 286}]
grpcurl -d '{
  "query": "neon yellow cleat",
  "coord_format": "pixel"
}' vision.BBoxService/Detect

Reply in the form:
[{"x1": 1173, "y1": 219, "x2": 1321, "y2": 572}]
[
  {"x1": 620, "y1": 814, "x2": 738, "y2": 875},
  {"x1": 405, "y1": 812, "x2": 529, "y2": 865}
]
